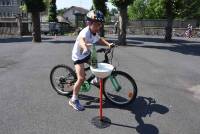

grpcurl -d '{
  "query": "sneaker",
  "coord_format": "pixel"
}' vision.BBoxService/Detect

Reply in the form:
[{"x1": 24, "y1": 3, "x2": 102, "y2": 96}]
[{"x1": 69, "y1": 99, "x2": 85, "y2": 111}]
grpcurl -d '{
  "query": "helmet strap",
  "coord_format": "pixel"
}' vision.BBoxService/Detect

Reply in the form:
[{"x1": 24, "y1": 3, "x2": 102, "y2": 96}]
[{"x1": 89, "y1": 27, "x2": 97, "y2": 36}]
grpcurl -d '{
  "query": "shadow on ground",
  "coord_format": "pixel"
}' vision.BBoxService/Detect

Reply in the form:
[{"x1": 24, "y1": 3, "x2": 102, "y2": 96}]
[
  {"x1": 107, "y1": 36, "x2": 200, "y2": 44},
  {"x1": 46, "y1": 40, "x2": 75, "y2": 44},
  {"x1": 107, "y1": 38, "x2": 143, "y2": 45},
  {"x1": 126, "y1": 36, "x2": 200, "y2": 44},
  {"x1": 108, "y1": 36, "x2": 200, "y2": 56},
  {"x1": 79, "y1": 95, "x2": 169, "y2": 133},
  {"x1": 0, "y1": 36, "x2": 53, "y2": 43},
  {"x1": 137, "y1": 43, "x2": 200, "y2": 56}
]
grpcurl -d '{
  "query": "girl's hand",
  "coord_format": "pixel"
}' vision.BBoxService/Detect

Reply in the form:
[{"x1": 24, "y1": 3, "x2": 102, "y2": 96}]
[
  {"x1": 108, "y1": 43, "x2": 114, "y2": 48},
  {"x1": 87, "y1": 43, "x2": 93, "y2": 46}
]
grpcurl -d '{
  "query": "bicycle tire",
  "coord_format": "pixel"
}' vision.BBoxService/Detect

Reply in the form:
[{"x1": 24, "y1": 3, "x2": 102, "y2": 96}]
[
  {"x1": 103, "y1": 70, "x2": 137, "y2": 106},
  {"x1": 50, "y1": 64, "x2": 76, "y2": 96}
]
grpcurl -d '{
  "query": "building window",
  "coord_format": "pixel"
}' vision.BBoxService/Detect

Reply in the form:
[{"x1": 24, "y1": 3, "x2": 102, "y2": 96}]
[
  {"x1": 11, "y1": 0, "x2": 14, "y2": 5},
  {"x1": 3, "y1": 1, "x2": 5, "y2": 6},
  {"x1": 22, "y1": 13, "x2": 27, "y2": 18}
]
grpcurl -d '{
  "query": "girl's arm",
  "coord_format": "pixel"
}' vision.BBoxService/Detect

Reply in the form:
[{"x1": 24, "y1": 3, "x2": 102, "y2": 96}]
[
  {"x1": 98, "y1": 37, "x2": 111, "y2": 47},
  {"x1": 79, "y1": 37, "x2": 90, "y2": 50}
]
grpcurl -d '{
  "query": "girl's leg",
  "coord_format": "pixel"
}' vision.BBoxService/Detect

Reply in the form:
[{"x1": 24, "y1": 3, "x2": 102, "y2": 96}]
[
  {"x1": 73, "y1": 63, "x2": 85, "y2": 96},
  {"x1": 69, "y1": 63, "x2": 85, "y2": 111}
]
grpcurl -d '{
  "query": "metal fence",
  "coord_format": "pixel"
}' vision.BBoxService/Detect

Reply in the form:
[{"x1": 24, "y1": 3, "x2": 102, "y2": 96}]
[
  {"x1": 0, "y1": 22, "x2": 19, "y2": 38},
  {"x1": 0, "y1": 17, "x2": 30, "y2": 39},
  {"x1": 128, "y1": 19, "x2": 198, "y2": 28},
  {"x1": 104, "y1": 19, "x2": 200, "y2": 37}
]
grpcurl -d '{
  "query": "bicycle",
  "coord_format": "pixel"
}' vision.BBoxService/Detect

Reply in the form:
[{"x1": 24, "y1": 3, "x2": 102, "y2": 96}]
[{"x1": 50, "y1": 45, "x2": 137, "y2": 106}]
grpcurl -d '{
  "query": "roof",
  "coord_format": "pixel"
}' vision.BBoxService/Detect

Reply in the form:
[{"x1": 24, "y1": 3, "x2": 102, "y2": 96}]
[{"x1": 65, "y1": 6, "x2": 89, "y2": 15}]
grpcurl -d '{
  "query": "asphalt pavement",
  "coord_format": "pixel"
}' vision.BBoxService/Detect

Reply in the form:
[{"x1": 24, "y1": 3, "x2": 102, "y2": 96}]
[{"x1": 0, "y1": 35, "x2": 200, "y2": 134}]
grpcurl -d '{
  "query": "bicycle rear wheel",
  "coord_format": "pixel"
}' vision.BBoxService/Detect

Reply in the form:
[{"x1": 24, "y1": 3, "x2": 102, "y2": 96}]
[
  {"x1": 103, "y1": 71, "x2": 137, "y2": 106},
  {"x1": 50, "y1": 64, "x2": 76, "y2": 95}
]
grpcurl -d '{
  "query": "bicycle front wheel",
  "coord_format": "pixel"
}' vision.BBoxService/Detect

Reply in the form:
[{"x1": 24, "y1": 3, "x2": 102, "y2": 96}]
[
  {"x1": 50, "y1": 64, "x2": 76, "y2": 96},
  {"x1": 103, "y1": 71, "x2": 137, "y2": 106}
]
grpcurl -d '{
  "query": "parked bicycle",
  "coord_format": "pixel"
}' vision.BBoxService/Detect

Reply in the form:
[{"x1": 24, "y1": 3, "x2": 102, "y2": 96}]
[{"x1": 50, "y1": 45, "x2": 137, "y2": 106}]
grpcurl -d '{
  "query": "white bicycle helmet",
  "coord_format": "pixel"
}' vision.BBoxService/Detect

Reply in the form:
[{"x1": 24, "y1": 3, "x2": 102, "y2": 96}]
[{"x1": 86, "y1": 10, "x2": 104, "y2": 23}]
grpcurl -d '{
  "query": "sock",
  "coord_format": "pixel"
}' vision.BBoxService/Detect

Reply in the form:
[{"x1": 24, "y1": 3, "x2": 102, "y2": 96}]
[
  {"x1": 71, "y1": 94, "x2": 78, "y2": 102},
  {"x1": 92, "y1": 77, "x2": 98, "y2": 83}
]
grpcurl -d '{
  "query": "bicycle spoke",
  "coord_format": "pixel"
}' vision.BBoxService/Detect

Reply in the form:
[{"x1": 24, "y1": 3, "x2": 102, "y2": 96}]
[
  {"x1": 103, "y1": 71, "x2": 137, "y2": 106},
  {"x1": 50, "y1": 65, "x2": 76, "y2": 95}
]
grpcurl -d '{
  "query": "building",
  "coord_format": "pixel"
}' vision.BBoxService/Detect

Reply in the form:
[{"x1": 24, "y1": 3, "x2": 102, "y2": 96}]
[
  {"x1": 0, "y1": 0, "x2": 27, "y2": 19},
  {"x1": 0, "y1": 0, "x2": 28, "y2": 36},
  {"x1": 63, "y1": 6, "x2": 88, "y2": 27}
]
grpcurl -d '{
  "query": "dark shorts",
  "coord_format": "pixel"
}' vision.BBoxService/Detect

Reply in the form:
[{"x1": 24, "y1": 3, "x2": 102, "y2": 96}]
[{"x1": 73, "y1": 54, "x2": 91, "y2": 65}]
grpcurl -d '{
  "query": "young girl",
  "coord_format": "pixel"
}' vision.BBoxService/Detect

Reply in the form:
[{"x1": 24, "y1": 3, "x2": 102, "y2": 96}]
[{"x1": 69, "y1": 10, "x2": 113, "y2": 111}]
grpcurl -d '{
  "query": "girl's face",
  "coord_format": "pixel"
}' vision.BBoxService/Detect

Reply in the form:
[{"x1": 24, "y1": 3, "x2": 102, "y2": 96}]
[{"x1": 90, "y1": 22, "x2": 102, "y2": 33}]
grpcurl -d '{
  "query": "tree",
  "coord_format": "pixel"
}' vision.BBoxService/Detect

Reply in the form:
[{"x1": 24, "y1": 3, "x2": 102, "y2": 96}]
[
  {"x1": 128, "y1": 0, "x2": 146, "y2": 19},
  {"x1": 110, "y1": 8, "x2": 118, "y2": 16},
  {"x1": 110, "y1": 0, "x2": 134, "y2": 45},
  {"x1": 145, "y1": 0, "x2": 165, "y2": 19},
  {"x1": 128, "y1": 0, "x2": 165, "y2": 19},
  {"x1": 164, "y1": 0, "x2": 200, "y2": 41},
  {"x1": 43, "y1": 0, "x2": 50, "y2": 13},
  {"x1": 24, "y1": 0, "x2": 46, "y2": 42},
  {"x1": 164, "y1": 0, "x2": 174, "y2": 41},
  {"x1": 92, "y1": 0, "x2": 108, "y2": 37},
  {"x1": 57, "y1": 8, "x2": 66, "y2": 16},
  {"x1": 177, "y1": 1, "x2": 200, "y2": 20},
  {"x1": 48, "y1": 0, "x2": 58, "y2": 22},
  {"x1": 92, "y1": 0, "x2": 107, "y2": 15},
  {"x1": 164, "y1": 0, "x2": 186, "y2": 41}
]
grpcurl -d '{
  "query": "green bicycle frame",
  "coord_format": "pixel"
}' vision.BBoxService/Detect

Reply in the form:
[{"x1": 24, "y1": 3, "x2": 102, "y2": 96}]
[{"x1": 109, "y1": 75, "x2": 121, "y2": 92}]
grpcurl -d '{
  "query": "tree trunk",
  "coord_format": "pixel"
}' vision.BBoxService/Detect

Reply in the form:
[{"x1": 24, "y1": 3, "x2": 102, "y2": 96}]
[
  {"x1": 118, "y1": 7, "x2": 127, "y2": 45},
  {"x1": 32, "y1": 12, "x2": 41, "y2": 42},
  {"x1": 165, "y1": 0, "x2": 173, "y2": 42}
]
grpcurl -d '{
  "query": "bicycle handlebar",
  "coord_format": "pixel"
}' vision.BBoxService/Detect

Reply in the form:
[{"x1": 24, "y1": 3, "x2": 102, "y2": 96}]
[
  {"x1": 96, "y1": 44, "x2": 117, "y2": 63},
  {"x1": 96, "y1": 44, "x2": 117, "y2": 53}
]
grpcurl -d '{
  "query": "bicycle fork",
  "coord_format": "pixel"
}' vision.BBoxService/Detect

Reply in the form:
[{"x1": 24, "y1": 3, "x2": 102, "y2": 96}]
[{"x1": 109, "y1": 75, "x2": 121, "y2": 92}]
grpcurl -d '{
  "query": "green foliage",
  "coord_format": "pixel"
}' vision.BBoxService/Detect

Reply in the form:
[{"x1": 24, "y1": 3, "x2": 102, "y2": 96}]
[
  {"x1": 92, "y1": 0, "x2": 108, "y2": 15},
  {"x1": 128, "y1": 0, "x2": 146, "y2": 19},
  {"x1": 128, "y1": 0, "x2": 200, "y2": 20},
  {"x1": 145, "y1": 0, "x2": 165, "y2": 19},
  {"x1": 20, "y1": 4, "x2": 27, "y2": 12},
  {"x1": 164, "y1": 0, "x2": 200, "y2": 19},
  {"x1": 110, "y1": 0, "x2": 134, "y2": 8},
  {"x1": 101, "y1": 8, "x2": 118, "y2": 24},
  {"x1": 48, "y1": 0, "x2": 57, "y2": 22},
  {"x1": 110, "y1": 8, "x2": 118, "y2": 15},
  {"x1": 177, "y1": 0, "x2": 200, "y2": 19},
  {"x1": 24, "y1": 0, "x2": 46, "y2": 12},
  {"x1": 128, "y1": 0, "x2": 165, "y2": 19},
  {"x1": 43, "y1": 0, "x2": 50, "y2": 13},
  {"x1": 57, "y1": 9, "x2": 65, "y2": 16}
]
